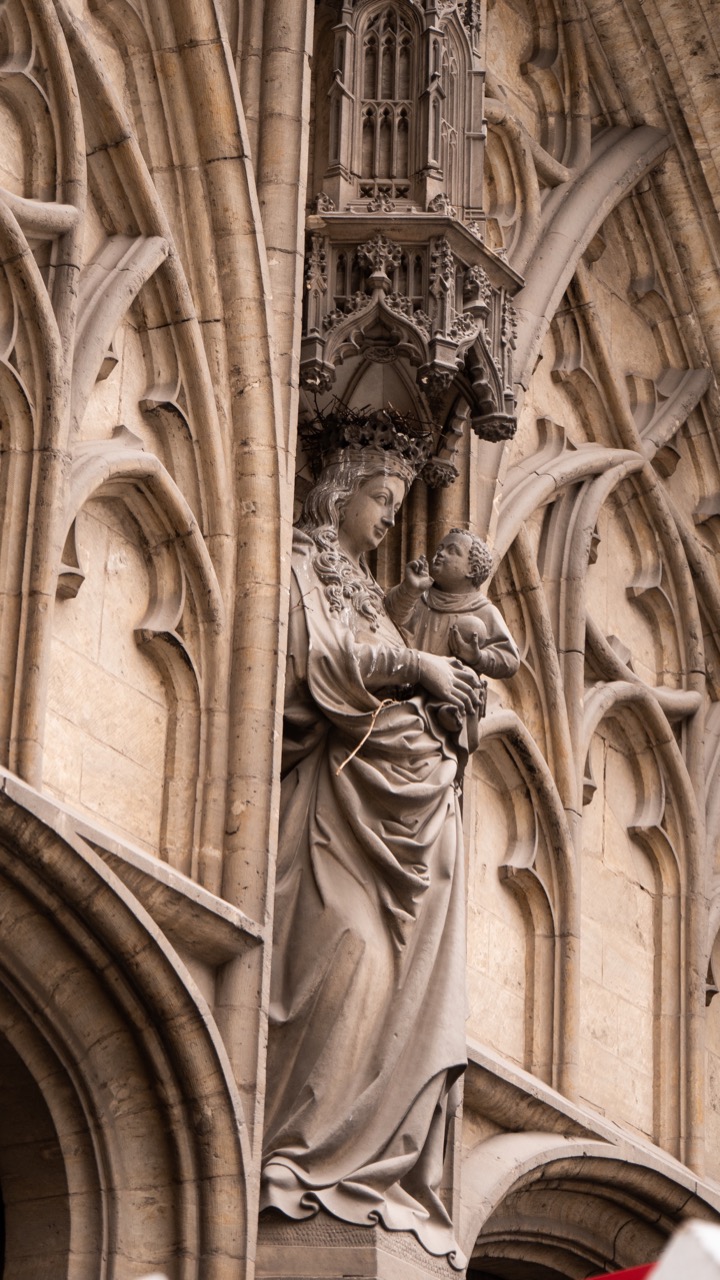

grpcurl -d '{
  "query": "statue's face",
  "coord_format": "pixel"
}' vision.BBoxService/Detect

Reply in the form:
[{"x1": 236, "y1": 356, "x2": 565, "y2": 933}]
[
  {"x1": 431, "y1": 531, "x2": 474, "y2": 591},
  {"x1": 338, "y1": 473, "x2": 406, "y2": 561}
]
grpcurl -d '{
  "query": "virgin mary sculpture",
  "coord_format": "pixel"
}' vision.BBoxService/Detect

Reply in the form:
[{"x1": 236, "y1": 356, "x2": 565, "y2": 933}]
[{"x1": 261, "y1": 411, "x2": 483, "y2": 1270}]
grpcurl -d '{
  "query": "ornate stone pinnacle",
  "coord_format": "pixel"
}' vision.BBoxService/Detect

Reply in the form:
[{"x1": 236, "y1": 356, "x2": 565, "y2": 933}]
[{"x1": 357, "y1": 233, "x2": 403, "y2": 290}]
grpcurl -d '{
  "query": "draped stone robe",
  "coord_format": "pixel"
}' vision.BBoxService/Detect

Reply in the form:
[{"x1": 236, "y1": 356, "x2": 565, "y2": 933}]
[
  {"x1": 260, "y1": 532, "x2": 469, "y2": 1269},
  {"x1": 386, "y1": 582, "x2": 521, "y2": 680}
]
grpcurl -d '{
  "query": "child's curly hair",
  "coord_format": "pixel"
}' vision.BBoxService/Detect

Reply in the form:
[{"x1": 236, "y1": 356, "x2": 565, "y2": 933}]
[{"x1": 448, "y1": 528, "x2": 493, "y2": 587}]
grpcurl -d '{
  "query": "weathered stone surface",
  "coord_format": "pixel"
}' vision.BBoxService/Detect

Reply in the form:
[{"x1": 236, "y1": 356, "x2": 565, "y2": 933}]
[
  {"x1": 0, "y1": 0, "x2": 719, "y2": 1276},
  {"x1": 257, "y1": 1211, "x2": 463, "y2": 1280}
]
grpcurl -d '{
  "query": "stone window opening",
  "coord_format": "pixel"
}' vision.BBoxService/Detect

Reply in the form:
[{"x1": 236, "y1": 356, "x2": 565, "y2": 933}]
[{"x1": 358, "y1": 7, "x2": 415, "y2": 200}]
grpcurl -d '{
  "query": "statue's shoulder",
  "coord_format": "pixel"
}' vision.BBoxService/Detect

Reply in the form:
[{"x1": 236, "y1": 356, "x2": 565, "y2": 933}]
[
  {"x1": 291, "y1": 530, "x2": 317, "y2": 576},
  {"x1": 292, "y1": 528, "x2": 314, "y2": 557},
  {"x1": 291, "y1": 530, "x2": 324, "y2": 604}
]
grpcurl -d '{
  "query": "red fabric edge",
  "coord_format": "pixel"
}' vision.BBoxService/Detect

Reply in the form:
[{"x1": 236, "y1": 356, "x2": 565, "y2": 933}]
[{"x1": 586, "y1": 1267, "x2": 655, "y2": 1279}]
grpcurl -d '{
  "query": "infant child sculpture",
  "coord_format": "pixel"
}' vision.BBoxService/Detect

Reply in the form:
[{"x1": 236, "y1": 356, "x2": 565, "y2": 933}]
[{"x1": 386, "y1": 528, "x2": 520, "y2": 744}]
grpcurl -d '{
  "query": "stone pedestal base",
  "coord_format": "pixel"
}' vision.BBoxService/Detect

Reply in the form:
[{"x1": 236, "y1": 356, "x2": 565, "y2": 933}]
[{"x1": 256, "y1": 1211, "x2": 463, "y2": 1280}]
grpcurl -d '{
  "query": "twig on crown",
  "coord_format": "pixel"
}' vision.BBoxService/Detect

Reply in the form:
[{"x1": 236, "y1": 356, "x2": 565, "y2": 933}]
[{"x1": 299, "y1": 395, "x2": 436, "y2": 478}]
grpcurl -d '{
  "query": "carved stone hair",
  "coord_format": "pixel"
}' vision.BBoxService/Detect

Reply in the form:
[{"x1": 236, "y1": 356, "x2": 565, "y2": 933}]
[
  {"x1": 298, "y1": 449, "x2": 410, "y2": 534},
  {"x1": 297, "y1": 450, "x2": 410, "y2": 631},
  {"x1": 448, "y1": 527, "x2": 493, "y2": 587}
]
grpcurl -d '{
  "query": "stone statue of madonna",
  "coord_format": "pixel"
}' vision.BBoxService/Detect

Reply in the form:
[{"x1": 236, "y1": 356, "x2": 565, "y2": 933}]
[{"x1": 260, "y1": 423, "x2": 484, "y2": 1271}]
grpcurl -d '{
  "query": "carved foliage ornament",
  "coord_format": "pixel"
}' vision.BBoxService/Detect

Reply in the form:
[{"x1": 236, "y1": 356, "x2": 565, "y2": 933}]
[
  {"x1": 465, "y1": 265, "x2": 493, "y2": 310},
  {"x1": 427, "y1": 192, "x2": 457, "y2": 218},
  {"x1": 429, "y1": 235, "x2": 456, "y2": 295},
  {"x1": 306, "y1": 235, "x2": 328, "y2": 291},
  {"x1": 357, "y1": 232, "x2": 403, "y2": 285},
  {"x1": 433, "y1": 0, "x2": 482, "y2": 35},
  {"x1": 311, "y1": 192, "x2": 336, "y2": 213},
  {"x1": 367, "y1": 193, "x2": 396, "y2": 212}
]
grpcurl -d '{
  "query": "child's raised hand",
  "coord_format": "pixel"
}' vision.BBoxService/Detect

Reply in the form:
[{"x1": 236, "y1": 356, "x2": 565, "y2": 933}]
[{"x1": 404, "y1": 556, "x2": 433, "y2": 592}]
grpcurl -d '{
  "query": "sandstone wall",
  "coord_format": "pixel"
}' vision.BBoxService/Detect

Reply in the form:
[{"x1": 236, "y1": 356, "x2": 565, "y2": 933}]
[{"x1": 0, "y1": 0, "x2": 718, "y2": 1277}]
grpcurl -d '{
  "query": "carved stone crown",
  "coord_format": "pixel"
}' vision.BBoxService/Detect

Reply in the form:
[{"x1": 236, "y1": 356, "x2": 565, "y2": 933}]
[{"x1": 299, "y1": 402, "x2": 433, "y2": 482}]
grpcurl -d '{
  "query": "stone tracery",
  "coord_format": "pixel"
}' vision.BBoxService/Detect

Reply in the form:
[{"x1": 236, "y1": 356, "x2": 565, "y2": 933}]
[{"x1": 0, "y1": 0, "x2": 718, "y2": 1276}]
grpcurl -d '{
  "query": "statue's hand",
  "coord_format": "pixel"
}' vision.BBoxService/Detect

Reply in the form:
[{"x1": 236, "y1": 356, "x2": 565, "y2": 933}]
[
  {"x1": 449, "y1": 622, "x2": 486, "y2": 667},
  {"x1": 417, "y1": 652, "x2": 483, "y2": 718},
  {"x1": 404, "y1": 556, "x2": 433, "y2": 593}
]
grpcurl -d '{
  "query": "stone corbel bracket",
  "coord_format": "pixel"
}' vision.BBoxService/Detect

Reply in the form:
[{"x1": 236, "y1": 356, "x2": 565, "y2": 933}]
[{"x1": 300, "y1": 213, "x2": 524, "y2": 444}]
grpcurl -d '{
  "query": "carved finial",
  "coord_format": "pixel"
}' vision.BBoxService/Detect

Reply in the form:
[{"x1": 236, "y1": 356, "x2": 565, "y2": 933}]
[
  {"x1": 501, "y1": 297, "x2": 518, "y2": 351},
  {"x1": 311, "y1": 192, "x2": 336, "y2": 213},
  {"x1": 464, "y1": 265, "x2": 493, "y2": 310},
  {"x1": 463, "y1": 0, "x2": 482, "y2": 34},
  {"x1": 366, "y1": 192, "x2": 396, "y2": 213},
  {"x1": 429, "y1": 237, "x2": 455, "y2": 293},
  {"x1": 427, "y1": 193, "x2": 457, "y2": 218},
  {"x1": 434, "y1": 0, "x2": 481, "y2": 34},
  {"x1": 357, "y1": 232, "x2": 403, "y2": 292},
  {"x1": 305, "y1": 235, "x2": 328, "y2": 292}
]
